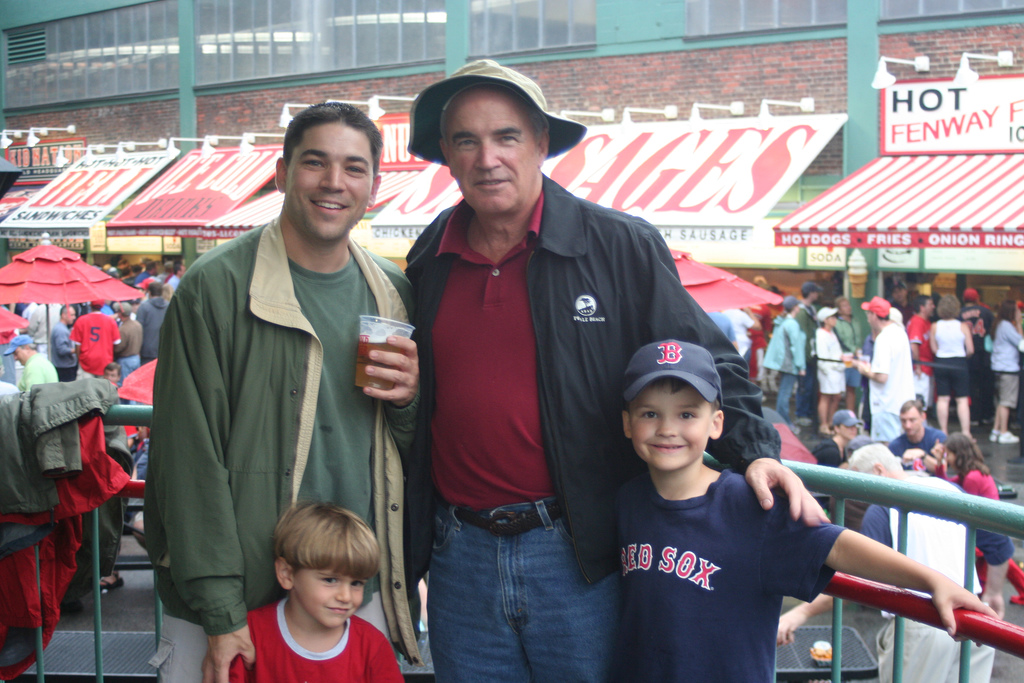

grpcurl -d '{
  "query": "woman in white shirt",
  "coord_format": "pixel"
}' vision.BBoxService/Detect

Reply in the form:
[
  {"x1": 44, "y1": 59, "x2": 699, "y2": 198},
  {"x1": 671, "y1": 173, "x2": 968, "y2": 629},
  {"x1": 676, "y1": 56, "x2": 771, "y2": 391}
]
[
  {"x1": 815, "y1": 307, "x2": 845, "y2": 435},
  {"x1": 929, "y1": 295, "x2": 974, "y2": 437},
  {"x1": 990, "y1": 299, "x2": 1024, "y2": 444}
]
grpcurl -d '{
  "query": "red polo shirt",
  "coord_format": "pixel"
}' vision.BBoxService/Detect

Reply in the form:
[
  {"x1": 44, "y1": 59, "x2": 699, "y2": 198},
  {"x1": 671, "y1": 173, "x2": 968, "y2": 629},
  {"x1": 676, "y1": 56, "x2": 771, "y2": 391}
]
[{"x1": 430, "y1": 196, "x2": 555, "y2": 510}]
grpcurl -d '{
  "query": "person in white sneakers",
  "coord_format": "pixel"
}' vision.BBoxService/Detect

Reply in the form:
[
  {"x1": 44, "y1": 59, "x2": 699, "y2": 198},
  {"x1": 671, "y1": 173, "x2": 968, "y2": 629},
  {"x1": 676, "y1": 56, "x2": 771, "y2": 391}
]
[{"x1": 990, "y1": 299, "x2": 1024, "y2": 444}]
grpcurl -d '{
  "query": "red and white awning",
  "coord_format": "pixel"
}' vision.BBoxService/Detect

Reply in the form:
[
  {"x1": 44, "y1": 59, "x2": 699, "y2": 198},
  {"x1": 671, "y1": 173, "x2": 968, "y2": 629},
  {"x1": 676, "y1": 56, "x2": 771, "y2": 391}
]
[
  {"x1": 203, "y1": 191, "x2": 284, "y2": 239},
  {"x1": 0, "y1": 151, "x2": 178, "y2": 240},
  {"x1": 0, "y1": 184, "x2": 45, "y2": 222},
  {"x1": 105, "y1": 145, "x2": 281, "y2": 237},
  {"x1": 775, "y1": 153, "x2": 1024, "y2": 249}
]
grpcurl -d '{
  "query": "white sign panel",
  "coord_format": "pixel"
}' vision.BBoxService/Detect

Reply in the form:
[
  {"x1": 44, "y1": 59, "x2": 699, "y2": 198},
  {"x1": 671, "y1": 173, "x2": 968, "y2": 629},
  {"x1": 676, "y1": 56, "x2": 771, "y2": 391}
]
[
  {"x1": 372, "y1": 114, "x2": 847, "y2": 236},
  {"x1": 881, "y1": 74, "x2": 1024, "y2": 155}
]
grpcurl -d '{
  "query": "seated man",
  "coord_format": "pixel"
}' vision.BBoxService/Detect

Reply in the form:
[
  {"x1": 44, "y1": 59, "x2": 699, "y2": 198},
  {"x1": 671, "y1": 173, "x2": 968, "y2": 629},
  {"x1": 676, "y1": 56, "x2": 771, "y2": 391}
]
[
  {"x1": 888, "y1": 399, "x2": 945, "y2": 472},
  {"x1": 779, "y1": 444, "x2": 1012, "y2": 683}
]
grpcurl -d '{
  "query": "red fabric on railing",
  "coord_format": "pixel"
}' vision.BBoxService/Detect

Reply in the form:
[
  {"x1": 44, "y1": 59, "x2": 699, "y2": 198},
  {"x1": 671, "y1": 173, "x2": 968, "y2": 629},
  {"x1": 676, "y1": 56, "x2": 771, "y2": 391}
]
[
  {"x1": 0, "y1": 415, "x2": 131, "y2": 680},
  {"x1": 826, "y1": 572, "x2": 1024, "y2": 658}
]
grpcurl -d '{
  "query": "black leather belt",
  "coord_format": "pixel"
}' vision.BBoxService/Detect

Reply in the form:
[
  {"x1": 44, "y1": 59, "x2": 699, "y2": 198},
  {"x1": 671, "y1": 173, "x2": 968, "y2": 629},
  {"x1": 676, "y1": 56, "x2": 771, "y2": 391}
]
[{"x1": 454, "y1": 501, "x2": 562, "y2": 536}]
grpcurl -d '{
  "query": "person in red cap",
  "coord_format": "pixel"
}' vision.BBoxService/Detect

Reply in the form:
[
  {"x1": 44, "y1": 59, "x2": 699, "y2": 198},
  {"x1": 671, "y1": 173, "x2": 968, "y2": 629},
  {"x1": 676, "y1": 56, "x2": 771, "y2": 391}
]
[
  {"x1": 960, "y1": 287, "x2": 995, "y2": 426},
  {"x1": 856, "y1": 296, "x2": 915, "y2": 442},
  {"x1": 70, "y1": 300, "x2": 120, "y2": 378}
]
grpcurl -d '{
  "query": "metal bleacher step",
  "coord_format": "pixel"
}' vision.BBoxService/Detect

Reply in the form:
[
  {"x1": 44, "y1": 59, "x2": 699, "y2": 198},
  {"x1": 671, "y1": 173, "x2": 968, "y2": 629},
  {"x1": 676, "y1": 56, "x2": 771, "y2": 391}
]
[
  {"x1": 16, "y1": 631, "x2": 157, "y2": 682},
  {"x1": 14, "y1": 632, "x2": 434, "y2": 682}
]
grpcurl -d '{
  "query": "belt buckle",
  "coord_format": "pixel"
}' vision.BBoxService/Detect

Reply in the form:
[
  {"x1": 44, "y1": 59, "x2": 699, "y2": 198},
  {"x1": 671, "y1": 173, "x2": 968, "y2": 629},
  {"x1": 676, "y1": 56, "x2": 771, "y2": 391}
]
[{"x1": 486, "y1": 509, "x2": 522, "y2": 533}]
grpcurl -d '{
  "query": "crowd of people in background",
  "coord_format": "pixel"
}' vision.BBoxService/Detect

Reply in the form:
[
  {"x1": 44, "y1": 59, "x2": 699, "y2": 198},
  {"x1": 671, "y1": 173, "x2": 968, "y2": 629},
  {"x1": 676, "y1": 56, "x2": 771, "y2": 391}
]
[
  {"x1": 754, "y1": 278, "x2": 1024, "y2": 447},
  {"x1": 0, "y1": 257, "x2": 181, "y2": 393}
]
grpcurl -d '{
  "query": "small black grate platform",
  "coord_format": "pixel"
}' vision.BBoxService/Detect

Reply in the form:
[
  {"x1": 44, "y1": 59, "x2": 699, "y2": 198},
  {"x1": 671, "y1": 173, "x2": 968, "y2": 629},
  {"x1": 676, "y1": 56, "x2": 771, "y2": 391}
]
[
  {"x1": 776, "y1": 624, "x2": 878, "y2": 681},
  {"x1": 22, "y1": 631, "x2": 156, "y2": 678}
]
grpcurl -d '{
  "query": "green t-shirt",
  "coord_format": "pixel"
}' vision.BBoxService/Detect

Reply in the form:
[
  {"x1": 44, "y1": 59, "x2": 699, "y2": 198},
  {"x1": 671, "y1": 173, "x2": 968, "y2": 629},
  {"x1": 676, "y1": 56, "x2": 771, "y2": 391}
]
[
  {"x1": 289, "y1": 258, "x2": 380, "y2": 593},
  {"x1": 19, "y1": 352, "x2": 58, "y2": 391}
]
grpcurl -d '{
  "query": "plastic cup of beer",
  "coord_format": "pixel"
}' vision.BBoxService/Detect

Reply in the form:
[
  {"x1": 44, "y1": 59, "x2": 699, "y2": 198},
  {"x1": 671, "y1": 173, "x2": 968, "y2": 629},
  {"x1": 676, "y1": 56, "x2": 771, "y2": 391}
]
[
  {"x1": 842, "y1": 353, "x2": 854, "y2": 367},
  {"x1": 355, "y1": 315, "x2": 415, "y2": 390}
]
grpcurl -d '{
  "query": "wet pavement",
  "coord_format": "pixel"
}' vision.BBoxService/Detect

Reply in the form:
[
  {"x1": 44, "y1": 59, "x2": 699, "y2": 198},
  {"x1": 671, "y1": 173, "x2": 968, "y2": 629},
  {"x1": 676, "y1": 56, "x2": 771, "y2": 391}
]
[{"x1": 50, "y1": 413, "x2": 1024, "y2": 682}]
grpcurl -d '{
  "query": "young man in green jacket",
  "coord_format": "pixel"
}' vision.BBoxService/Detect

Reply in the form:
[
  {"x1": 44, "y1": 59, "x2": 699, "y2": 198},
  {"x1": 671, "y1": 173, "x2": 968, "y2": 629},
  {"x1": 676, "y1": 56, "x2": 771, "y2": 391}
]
[{"x1": 145, "y1": 102, "x2": 422, "y2": 683}]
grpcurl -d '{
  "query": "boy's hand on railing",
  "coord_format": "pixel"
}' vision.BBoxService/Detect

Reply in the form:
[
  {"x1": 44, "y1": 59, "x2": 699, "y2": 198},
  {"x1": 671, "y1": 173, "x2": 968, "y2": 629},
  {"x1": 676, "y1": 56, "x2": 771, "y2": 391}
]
[
  {"x1": 203, "y1": 626, "x2": 255, "y2": 683},
  {"x1": 929, "y1": 578, "x2": 997, "y2": 638}
]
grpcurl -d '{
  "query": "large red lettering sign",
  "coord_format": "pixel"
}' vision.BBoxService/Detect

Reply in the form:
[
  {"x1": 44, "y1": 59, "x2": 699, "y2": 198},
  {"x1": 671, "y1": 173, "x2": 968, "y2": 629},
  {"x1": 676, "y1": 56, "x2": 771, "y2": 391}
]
[{"x1": 372, "y1": 114, "x2": 846, "y2": 234}]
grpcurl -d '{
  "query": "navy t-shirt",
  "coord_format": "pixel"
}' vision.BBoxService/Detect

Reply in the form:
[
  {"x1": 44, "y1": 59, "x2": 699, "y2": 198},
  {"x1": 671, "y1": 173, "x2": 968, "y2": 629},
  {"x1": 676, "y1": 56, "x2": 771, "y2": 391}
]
[
  {"x1": 612, "y1": 470, "x2": 843, "y2": 683},
  {"x1": 888, "y1": 426, "x2": 946, "y2": 469}
]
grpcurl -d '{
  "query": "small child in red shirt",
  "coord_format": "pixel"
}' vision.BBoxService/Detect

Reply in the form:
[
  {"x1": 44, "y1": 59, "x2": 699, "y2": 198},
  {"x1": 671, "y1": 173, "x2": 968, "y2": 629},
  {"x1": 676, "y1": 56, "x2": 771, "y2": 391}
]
[{"x1": 229, "y1": 503, "x2": 403, "y2": 683}]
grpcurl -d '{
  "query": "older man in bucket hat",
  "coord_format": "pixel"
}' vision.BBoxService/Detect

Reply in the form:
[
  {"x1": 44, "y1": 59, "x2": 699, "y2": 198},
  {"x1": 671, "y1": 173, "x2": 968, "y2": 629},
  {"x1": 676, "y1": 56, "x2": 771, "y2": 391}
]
[{"x1": 403, "y1": 59, "x2": 824, "y2": 681}]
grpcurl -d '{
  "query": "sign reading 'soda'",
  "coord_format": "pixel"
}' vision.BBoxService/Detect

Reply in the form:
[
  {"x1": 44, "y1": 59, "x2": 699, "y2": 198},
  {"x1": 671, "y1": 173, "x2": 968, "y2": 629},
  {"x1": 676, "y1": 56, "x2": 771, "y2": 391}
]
[{"x1": 881, "y1": 74, "x2": 1024, "y2": 155}]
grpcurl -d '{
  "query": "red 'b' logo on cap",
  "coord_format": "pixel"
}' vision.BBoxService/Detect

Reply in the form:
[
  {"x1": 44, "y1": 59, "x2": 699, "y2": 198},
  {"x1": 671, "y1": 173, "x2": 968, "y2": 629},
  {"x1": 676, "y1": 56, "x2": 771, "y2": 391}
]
[{"x1": 657, "y1": 342, "x2": 683, "y2": 365}]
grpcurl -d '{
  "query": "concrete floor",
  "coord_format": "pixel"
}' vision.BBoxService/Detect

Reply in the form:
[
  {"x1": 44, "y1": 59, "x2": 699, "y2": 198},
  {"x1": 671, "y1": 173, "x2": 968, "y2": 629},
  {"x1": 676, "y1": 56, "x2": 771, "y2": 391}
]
[{"x1": 53, "y1": 414, "x2": 1024, "y2": 681}]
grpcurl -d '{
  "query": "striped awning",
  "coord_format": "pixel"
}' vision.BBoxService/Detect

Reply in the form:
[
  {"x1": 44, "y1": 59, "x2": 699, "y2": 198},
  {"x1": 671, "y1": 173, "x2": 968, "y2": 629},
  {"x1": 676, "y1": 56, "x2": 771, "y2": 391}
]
[
  {"x1": 775, "y1": 154, "x2": 1024, "y2": 248},
  {"x1": 202, "y1": 170, "x2": 422, "y2": 239}
]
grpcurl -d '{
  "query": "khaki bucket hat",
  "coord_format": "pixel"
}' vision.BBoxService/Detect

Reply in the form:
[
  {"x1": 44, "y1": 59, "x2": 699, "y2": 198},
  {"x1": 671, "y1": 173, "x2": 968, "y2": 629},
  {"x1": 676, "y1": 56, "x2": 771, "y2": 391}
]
[{"x1": 408, "y1": 59, "x2": 587, "y2": 165}]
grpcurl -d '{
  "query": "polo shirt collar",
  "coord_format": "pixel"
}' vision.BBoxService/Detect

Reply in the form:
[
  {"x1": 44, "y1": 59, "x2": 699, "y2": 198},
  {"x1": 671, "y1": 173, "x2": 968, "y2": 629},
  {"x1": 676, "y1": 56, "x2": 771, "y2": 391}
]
[{"x1": 437, "y1": 192, "x2": 544, "y2": 261}]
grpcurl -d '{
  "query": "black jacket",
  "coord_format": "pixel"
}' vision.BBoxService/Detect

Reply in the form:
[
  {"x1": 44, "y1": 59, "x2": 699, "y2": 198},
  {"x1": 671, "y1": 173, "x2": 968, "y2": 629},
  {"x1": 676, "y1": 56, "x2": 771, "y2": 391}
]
[{"x1": 404, "y1": 176, "x2": 780, "y2": 583}]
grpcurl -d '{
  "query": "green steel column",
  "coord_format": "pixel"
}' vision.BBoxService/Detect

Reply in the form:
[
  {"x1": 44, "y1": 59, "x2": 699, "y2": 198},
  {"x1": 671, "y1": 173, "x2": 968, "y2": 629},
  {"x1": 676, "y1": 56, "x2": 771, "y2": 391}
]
[
  {"x1": 846, "y1": 0, "x2": 882, "y2": 301},
  {"x1": 1, "y1": 13, "x2": 7, "y2": 266},
  {"x1": 92, "y1": 509, "x2": 104, "y2": 682},
  {"x1": 444, "y1": 0, "x2": 469, "y2": 76},
  {"x1": 179, "y1": 1, "x2": 198, "y2": 262},
  {"x1": 845, "y1": 0, "x2": 880, "y2": 176},
  {"x1": 830, "y1": 498, "x2": 846, "y2": 683}
]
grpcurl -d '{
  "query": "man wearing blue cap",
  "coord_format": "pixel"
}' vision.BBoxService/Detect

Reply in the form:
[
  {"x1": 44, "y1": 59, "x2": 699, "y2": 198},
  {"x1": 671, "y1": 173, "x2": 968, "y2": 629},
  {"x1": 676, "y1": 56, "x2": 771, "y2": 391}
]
[
  {"x1": 4, "y1": 334, "x2": 57, "y2": 391},
  {"x1": 404, "y1": 60, "x2": 824, "y2": 681}
]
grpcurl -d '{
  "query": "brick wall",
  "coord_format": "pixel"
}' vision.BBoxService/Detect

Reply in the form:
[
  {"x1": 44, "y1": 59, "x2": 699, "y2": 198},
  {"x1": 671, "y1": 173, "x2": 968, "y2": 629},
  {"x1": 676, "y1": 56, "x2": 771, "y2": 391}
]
[
  {"x1": 6, "y1": 22, "x2": 1023, "y2": 180},
  {"x1": 5, "y1": 100, "x2": 179, "y2": 148}
]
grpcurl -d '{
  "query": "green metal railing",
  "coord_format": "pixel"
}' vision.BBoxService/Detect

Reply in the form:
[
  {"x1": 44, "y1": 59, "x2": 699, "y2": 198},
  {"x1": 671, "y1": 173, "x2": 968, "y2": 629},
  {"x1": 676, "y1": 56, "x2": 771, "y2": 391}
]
[
  {"x1": 784, "y1": 459, "x2": 1024, "y2": 682},
  {"x1": 9, "y1": 404, "x2": 1024, "y2": 682}
]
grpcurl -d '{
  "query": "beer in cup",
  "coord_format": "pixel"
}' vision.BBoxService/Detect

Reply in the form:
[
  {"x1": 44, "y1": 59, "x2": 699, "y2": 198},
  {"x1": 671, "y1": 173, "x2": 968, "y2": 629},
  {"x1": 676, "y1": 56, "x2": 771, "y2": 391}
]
[{"x1": 355, "y1": 315, "x2": 415, "y2": 390}]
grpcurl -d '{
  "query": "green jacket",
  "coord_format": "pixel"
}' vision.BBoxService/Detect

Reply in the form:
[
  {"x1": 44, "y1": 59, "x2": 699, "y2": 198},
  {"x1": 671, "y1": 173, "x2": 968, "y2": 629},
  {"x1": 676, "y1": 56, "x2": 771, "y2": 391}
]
[{"x1": 144, "y1": 218, "x2": 421, "y2": 662}]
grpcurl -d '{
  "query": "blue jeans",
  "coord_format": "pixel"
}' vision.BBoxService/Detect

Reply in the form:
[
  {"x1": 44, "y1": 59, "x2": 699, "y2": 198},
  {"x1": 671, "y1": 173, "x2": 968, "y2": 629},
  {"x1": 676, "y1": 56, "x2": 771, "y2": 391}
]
[
  {"x1": 776, "y1": 371, "x2": 799, "y2": 426},
  {"x1": 118, "y1": 354, "x2": 141, "y2": 384},
  {"x1": 428, "y1": 500, "x2": 620, "y2": 682},
  {"x1": 795, "y1": 360, "x2": 817, "y2": 419}
]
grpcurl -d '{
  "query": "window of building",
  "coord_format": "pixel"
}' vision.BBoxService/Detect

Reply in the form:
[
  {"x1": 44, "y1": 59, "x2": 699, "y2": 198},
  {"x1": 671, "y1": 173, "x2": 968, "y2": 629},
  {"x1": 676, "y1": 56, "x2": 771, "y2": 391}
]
[
  {"x1": 470, "y1": 0, "x2": 596, "y2": 56},
  {"x1": 195, "y1": 0, "x2": 446, "y2": 85},
  {"x1": 882, "y1": 0, "x2": 1024, "y2": 18},
  {"x1": 4, "y1": 0, "x2": 179, "y2": 108},
  {"x1": 686, "y1": 0, "x2": 846, "y2": 36}
]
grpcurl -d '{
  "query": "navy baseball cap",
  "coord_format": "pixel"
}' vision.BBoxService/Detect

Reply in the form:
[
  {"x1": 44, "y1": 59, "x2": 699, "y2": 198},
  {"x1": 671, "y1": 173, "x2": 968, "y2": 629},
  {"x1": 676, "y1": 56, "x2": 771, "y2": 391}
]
[{"x1": 623, "y1": 340, "x2": 722, "y2": 403}]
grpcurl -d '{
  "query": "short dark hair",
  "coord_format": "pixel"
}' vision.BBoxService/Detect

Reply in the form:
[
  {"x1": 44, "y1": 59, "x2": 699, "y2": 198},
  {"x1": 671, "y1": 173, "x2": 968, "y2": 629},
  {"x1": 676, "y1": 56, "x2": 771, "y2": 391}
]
[
  {"x1": 147, "y1": 280, "x2": 163, "y2": 298},
  {"x1": 282, "y1": 102, "x2": 383, "y2": 175},
  {"x1": 899, "y1": 399, "x2": 925, "y2": 416},
  {"x1": 912, "y1": 295, "x2": 932, "y2": 314}
]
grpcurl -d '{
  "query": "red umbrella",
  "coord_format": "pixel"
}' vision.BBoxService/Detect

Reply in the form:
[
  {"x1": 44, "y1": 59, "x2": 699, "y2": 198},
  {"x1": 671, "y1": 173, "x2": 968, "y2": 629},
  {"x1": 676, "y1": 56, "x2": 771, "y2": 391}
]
[
  {"x1": 119, "y1": 359, "x2": 156, "y2": 405},
  {"x1": 0, "y1": 243, "x2": 142, "y2": 305},
  {"x1": 0, "y1": 307, "x2": 29, "y2": 333},
  {"x1": 671, "y1": 250, "x2": 783, "y2": 313}
]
